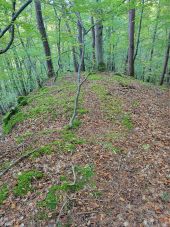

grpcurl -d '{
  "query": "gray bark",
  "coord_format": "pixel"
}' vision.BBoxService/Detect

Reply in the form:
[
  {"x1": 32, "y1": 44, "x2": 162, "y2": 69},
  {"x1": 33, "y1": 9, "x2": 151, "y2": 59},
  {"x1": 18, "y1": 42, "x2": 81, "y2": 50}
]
[
  {"x1": 95, "y1": 19, "x2": 105, "y2": 70},
  {"x1": 160, "y1": 32, "x2": 170, "y2": 85},
  {"x1": 91, "y1": 16, "x2": 96, "y2": 65},
  {"x1": 34, "y1": 0, "x2": 55, "y2": 78},
  {"x1": 77, "y1": 19, "x2": 85, "y2": 71},
  {"x1": 128, "y1": 2, "x2": 135, "y2": 77}
]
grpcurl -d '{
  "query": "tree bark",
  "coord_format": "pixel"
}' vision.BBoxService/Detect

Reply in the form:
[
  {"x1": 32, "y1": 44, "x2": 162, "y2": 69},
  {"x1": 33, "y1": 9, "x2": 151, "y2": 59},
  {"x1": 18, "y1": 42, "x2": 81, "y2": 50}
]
[
  {"x1": 95, "y1": 19, "x2": 105, "y2": 70},
  {"x1": 65, "y1": 22, "x2": 78, "y2": 72},
  {"x1": 34, "y1": 0, "x2": 55, "y2": 78},
  {"x1": 149, "y1": 6, "x2": 160, "y2": 71},
  {"x1": 91, "y1": 16, "x2": 96, "y2": 65},
  {"x1": 160, "y1": 32, "x2": 170, "y2": 85},
  {"x1": 128, "y1": 1, "x2": 135, "y2": 77},
  {"x1": 77, "y1": 19, "x2": 85, "y2": 71},
  {"x1": 134, "y1": 0, "x2": 144, "y2": 61}
]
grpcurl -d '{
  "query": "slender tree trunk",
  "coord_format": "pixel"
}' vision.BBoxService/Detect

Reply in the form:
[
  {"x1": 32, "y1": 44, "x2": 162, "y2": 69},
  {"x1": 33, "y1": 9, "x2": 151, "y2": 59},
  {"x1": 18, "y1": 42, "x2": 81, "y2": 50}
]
[
  {"x1": 34, "y1": 0, "x2": 55, "y2": 78},
  {"x1": 149, "y1": 6, "x2": 160, "y2": 71},
  {"x1": 65, "y1": 22, "x2": 78, "y2": 72},
  {"x1": 128, "y1": 1, "x2": 135, "y2": 77},
  {"x1": 77, "y1": 19, "x2": 85, "y2": 71},
  {"x1": 91, "y1": 16, "x2": 96, "y2": 65},
  {"x1": 160, "y1": 32, "x2": 170, "y2": 85},
  {"x1": 134, "y1": 0, "x2": 144, "y2": 61}
]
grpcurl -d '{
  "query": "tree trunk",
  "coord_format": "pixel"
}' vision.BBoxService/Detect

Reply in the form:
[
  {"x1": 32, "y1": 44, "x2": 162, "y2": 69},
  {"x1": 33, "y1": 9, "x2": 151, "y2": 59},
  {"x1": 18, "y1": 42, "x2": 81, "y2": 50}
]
[
  {"x1": 134, "y1": 0, "x2": 144, "y2": 61},
  {"x1": 34, "y1": 0, "x2": 55, "y2": 78},
  {"x1": 91, "y1": 16, "x2": 96, "y2": 65},
  {"x1": 65, "y1": 22, "x2": 78, "y2": 72},
  {"x1": 160, "y1": 32, "x2": 170, "y2": 85},
  {"x1": 149, "y1": 6, "x2": 160, "y2": 71},
  {"x1": 128, "y1": 1, "x2": 135, "y2": 77},
  {"x1": 95, "y1": 19, "x2": 105, "y2": 71},
  {"x1": 77, "y1": 19, "x2": 85, "y2": 71}
]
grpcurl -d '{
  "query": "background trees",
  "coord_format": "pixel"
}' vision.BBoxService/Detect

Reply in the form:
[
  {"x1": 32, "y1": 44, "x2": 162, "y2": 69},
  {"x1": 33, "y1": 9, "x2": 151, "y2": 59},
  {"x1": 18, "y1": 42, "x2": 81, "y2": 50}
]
[{"x1": 0, "y1": 0, "x2": 169, "y2": 113}]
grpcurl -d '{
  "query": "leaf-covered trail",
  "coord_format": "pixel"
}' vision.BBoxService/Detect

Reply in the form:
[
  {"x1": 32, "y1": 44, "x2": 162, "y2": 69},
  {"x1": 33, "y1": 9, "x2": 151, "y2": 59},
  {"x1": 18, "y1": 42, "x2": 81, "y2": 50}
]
[{"x1": 0, "y1": 74, "x2": 169, "y2": 226}]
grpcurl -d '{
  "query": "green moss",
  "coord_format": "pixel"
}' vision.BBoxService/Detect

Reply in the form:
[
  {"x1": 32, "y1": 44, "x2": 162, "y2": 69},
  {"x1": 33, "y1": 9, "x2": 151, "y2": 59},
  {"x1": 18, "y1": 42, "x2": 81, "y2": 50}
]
[
  {"x1": 78, "y1": 108, "x2": 89, "y2": 115},
  {"x1": 15, "y1": 131, "x2": 33, "y2": 144},
  {"x1": 89, "y1": 74, "x2": 103, "y2": 81},
  {"x1": 161, "y1": 192, "x2": 170, "y2": 202},
  {"x1": 0, "y1": 161, "x2": 11, "y2": 172},
  {"x1": 122, "y1": 114, "x2": 133, "y2": 130},
  {"x1": 0, "y1": 184, "x2": 9, "y2": 205},
  {"x1": 102, "y1": 142, "x2": 122, "y2": 154},
  {"x1": 91, "y1": 84, "x2": 107, "y2": 98},
  {"x1": 18, "y1": 96, "x2": 28, "y2": 106},
  {"x1": 31, "y1": 145, "x2": 53, "y2": 158},
  {"x1": 38, "y1": 165, "x2": 94, "y2": 210},
  {"x1": 13, "y1": 170, "x2": 43, "y2": 196},
  {"x1": 37, "y1": 185, "x2": 60, "y2": 210},
  {"x1": 2, "y1": 80, "x2": 78, "y2": 134},
  {"x1": 111, "y1": 75, "x2": 132, "y2": 86},
  {"x1": 92, "y1": 83, "x2": 123, "y2": 121},
  {"x1": 3, "y1": 106, "x2": 19, "y2": 126},
  {"x1": 132, "y1": 100, "x2": 140, "y2": 108},
  {"x1": 3, "y1": 111, "x2": 26, "y2": 134},
  {"x1": 29, "y1": 128, "x2": 85, "y2": 158}
]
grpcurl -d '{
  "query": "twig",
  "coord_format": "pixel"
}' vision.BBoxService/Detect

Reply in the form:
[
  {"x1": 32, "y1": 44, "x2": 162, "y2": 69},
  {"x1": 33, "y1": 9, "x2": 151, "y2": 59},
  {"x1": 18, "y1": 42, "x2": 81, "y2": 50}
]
[
  {"x1": 0, "y1": 148, "x2": 41, "y2": 177},
  {"x1": 77, "y1": 211, "x2": 99, "y2": 215},
  {"x1": 56, "y1": 197, "x2": 68, "y2": 224},
  {"x1": 71, "y1": 165, "x2": 76, "y2": 185}
]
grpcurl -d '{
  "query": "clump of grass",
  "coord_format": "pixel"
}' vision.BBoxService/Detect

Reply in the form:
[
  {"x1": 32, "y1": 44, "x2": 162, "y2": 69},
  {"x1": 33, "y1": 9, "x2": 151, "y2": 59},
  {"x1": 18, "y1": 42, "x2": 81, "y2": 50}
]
[
  {"x1": 13, "y1": 170, "x2": 43, "y2": 196},
  {"x1": 0, "y1": 184, "x2": 9, "y2": 205}
]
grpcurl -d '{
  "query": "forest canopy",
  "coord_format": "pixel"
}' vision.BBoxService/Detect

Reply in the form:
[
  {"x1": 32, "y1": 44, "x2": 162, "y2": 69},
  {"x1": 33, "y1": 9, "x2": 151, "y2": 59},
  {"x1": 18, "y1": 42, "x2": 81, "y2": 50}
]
[{"x1": 0, "y1": 0, "x2": 169, "y2": 113}]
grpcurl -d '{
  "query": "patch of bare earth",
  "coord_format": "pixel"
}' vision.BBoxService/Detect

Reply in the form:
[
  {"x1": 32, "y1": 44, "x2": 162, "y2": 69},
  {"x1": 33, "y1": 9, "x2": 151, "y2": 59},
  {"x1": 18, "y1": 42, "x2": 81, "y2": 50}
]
[{"x1": 0, "y1": 74, "x2": 169, "y2": 226}]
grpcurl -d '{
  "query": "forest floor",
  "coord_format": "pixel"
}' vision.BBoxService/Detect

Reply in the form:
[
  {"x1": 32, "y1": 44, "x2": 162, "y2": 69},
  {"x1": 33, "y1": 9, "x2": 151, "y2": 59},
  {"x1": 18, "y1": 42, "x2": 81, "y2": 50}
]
[{"x1": 0, "y1": 73, "x2": 169, "y2": 226}]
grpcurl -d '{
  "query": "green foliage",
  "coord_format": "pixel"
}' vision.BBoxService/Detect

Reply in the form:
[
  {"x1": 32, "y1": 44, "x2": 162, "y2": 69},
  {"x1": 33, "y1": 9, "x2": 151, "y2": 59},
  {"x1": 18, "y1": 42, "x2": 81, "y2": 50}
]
[
  {"x1": 0, "y1": 184, "x2": 9, "y2": 205},
  {"x1": 13, "y1": 170, "x2": 43, "y2": 197}
]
